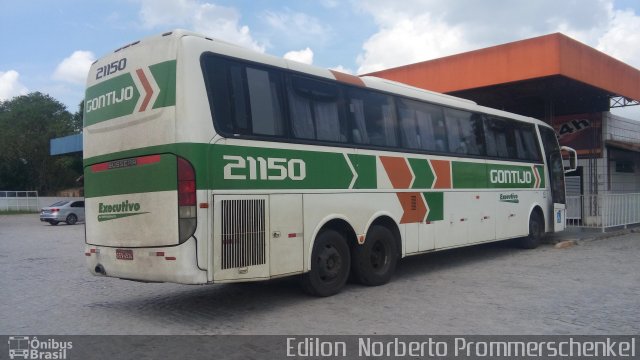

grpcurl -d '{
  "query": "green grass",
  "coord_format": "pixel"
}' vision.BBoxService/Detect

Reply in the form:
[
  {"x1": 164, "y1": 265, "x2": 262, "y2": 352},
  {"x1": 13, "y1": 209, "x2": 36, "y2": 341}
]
[{"x1": 0, "y1": 210, "x2": 38, "y2": 215}]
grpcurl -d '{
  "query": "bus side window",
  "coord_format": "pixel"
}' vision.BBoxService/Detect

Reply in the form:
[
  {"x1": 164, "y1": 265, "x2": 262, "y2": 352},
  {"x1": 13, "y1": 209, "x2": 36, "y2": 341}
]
[
  {"x1": 484, "y1": 117, "x2": 518, "y2": 159},
  {"x1": 444, "y1": 109, "x2": 483, "y2": 155},
  {"x1": 229, "y1": 66, "x2": 249, "y2": 132},
  {"x1": 288, "y1": 76, "x2": 346, "y2": 143},
  {"x1": 246, "y1": 67, "x2": 285, "y2": 136},
  {"x1": 397, "y1": 98, "x2": 446, "y2": 152},
  {"x1": 203, "y1": 55, "x2": 244, "y2": 134},
  {"x1": 203, "y1": 54, "x2": 284, "y2": 137},
  {"x1": 515, "y1": 123, "x2": 542, "y2": 161},
  {"x1": 348, "y1": 89, "x2": 397, "y2": 147}
]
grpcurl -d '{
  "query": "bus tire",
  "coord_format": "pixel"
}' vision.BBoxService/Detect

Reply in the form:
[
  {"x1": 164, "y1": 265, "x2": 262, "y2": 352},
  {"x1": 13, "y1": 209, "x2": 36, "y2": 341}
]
[
  {"x1": 302, "y1": 229, "x2": 350, "y2": 297},
  {"x1": 352, "y1": 225, "x2": 398, "y2": 286},
  {"x1": 518, "y1": 212, "x2": 543, "y2": 249}
]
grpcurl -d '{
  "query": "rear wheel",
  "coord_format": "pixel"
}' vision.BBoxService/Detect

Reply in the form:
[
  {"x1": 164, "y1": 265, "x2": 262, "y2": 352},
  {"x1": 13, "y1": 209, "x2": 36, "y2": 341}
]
[
  {"x1": 517, "y1": 212, "x2": 543, "y2": 249},
  {"x1": 302, "y1": 230, "x2": 350, "y2": 297},
  {"x1": 352, "y1": 225, "x2": 398, "y2": 286},
  {"x1": 49, "y1": 221, "x2": 59, "y2": 226},
  {"x1": 66, "y1": 214, "x2": 78, "y2": 225}
]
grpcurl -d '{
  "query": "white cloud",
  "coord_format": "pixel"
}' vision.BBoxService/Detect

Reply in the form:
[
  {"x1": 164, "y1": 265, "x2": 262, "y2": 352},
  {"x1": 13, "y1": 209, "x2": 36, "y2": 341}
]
[
  {"x1": 138, "y1": 0, "x2": 265, "y2": 52},
  {"x1": 355, "y1": 0, "x2": 640, "y2": 74},
  {"x1": 284, "y1": 48, "x2": 314, "y2": 65},
  {"x1": 596, "y1": 9, "x2": 640, "y2": 69},
  {"x1": 53, "y1": 50, "x2": 96, "y2": 85},
  {"x1": 263, "y1": 9, "x2": 329, "y2": 36},
  {"x1": 356, "y1": 14, "x2": 469, "y2": 74},
  {"x1": 262, "y1": 9, "x2": 331, "y2": 50},
  {"x1": 0, "y1": 70, "x2": 28, "y2": 101}
]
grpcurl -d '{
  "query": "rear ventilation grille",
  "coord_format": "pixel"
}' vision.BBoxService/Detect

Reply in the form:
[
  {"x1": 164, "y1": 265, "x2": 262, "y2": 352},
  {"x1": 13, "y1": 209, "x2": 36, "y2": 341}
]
[{"x1": 221, "y1": 199, "x2": 266, "y2": 270}]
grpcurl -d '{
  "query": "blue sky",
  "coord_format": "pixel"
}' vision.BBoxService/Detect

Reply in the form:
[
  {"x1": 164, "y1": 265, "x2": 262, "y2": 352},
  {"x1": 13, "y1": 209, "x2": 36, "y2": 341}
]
[{"x1": 1, "y1": 0, "x2": 639, "y2": 118}]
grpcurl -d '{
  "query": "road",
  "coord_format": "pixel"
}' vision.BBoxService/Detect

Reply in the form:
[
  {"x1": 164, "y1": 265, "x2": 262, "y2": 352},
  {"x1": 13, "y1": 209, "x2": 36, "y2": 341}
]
[{"x1": 1, "y1": 214, "x2": 638, "y2": 335}]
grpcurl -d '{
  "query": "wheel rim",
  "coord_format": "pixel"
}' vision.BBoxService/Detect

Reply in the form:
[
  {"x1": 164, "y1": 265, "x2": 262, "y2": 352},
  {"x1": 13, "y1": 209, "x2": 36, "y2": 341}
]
[
  {"x1": 68, "y1": 215, "x2": 77, "y2": 224},
  {"x1": 317, "y1": 244, "x2": 342, "y2": 282},
  {"x1": 370, "y1": 240, "x2": 388, "y2": 270}
]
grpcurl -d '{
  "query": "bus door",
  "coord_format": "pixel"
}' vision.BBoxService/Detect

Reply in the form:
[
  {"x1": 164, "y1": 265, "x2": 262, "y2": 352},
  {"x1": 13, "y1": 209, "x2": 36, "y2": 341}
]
[{"x1": 539, "y1": 126, "x2": 570, "y2": 232}]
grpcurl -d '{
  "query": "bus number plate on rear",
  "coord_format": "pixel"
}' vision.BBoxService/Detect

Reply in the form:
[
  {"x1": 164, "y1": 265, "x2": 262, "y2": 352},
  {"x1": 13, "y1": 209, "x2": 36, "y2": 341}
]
[{"x1": 116, "y1": 249, "x2": 134, "y2": 260}]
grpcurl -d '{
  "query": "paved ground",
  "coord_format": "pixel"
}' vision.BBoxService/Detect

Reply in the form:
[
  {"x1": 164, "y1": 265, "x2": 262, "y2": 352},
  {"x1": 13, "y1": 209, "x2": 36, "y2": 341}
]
[{"x1": 1, "y1": 214, "x2": 638, "y2": 335}]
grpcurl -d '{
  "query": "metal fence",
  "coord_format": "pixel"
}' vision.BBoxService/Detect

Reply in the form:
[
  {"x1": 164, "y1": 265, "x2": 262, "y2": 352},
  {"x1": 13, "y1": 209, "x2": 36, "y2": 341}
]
[
  {"x1": 0, "y1": 191, "x2": 40, "y2": 212},
  {"x1": 566, "y1": 193, "x2": 640, "y2": 231}
]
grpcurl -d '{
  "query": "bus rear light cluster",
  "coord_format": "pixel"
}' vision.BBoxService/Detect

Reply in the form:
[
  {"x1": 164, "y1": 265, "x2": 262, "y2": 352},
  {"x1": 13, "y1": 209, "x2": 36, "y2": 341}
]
[{"x1": 177, "y1": 157, "x2": 197, "y2": 243}]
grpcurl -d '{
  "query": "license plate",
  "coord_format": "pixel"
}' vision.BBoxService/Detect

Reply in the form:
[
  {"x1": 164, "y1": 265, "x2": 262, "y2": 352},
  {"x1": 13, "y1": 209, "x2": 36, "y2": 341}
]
[{"x1": 115, "y1": 249, "x2": 134, "y2": 260}]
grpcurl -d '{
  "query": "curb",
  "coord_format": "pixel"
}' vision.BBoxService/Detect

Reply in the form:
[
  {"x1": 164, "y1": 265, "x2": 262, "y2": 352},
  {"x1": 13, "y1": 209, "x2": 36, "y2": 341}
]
[{"x1": 547, "y1": 227, "x2": 640, "y2": 247}]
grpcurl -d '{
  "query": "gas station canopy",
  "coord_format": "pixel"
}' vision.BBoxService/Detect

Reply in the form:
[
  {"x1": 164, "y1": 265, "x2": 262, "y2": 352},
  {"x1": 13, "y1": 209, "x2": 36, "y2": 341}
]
[{"x1": 367, "y1": 33, "x2": 640, "y2": 120}]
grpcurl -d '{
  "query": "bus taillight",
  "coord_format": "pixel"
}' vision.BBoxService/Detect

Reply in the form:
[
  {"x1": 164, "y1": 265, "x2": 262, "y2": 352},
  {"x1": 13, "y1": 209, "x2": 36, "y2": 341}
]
[{"x1": 177, "y1": 157, "x2": 196, "y2": 243}]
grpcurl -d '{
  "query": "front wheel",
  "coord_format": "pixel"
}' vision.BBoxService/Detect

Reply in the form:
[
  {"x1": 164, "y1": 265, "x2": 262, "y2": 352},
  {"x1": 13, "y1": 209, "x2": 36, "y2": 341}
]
[
  {"x1": 517, "y1": 212, "x2": 543, "y2": 249},
  {"x1": 66, "y1": 214, "x2": 78, "y2": 225},
  {"x1": 302, "y1": 230, "x2": 350, "y2": 297},
  {"x1": 352, "y1": 225, "x2": 398, "y2": 286}
]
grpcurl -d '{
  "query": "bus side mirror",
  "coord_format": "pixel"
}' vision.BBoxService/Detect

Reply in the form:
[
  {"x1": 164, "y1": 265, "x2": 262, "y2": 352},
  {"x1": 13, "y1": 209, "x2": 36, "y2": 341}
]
[{"x1": 560, "y1": 146, "x2": 577, "y2": 173}]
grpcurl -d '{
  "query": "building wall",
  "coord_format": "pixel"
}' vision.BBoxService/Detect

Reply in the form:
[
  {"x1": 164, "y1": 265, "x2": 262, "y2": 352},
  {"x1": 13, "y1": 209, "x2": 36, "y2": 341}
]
[{"x1": 568, "y1": 112, "x2": 640, "y2": 195}]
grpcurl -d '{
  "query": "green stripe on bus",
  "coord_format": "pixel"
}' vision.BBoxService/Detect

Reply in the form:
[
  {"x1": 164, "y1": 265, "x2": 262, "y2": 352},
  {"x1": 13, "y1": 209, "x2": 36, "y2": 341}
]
[
  {"x1": 423, "y1": 192, "x2": 444, "y2": 221},
  {"x1": 84, "y1": 143, "x2": 547, "y2": 192},
  {"x1": 349, "y1": 154, "x2": 377, "y2": 189},
  {"x1": 408, "y1": 158, "x2": 435, "y2": 189},
  {"x1": 150, "y1": 60, "x2": 177, "y2": 109},
  {"x1": 452, "y1": 162, "x2": 487, "y2": 189},
  {"x1": 210, "y1": 145, "x2": 354, "y2": 190},
  {"x1": 84, "y1": 154, "x2": 177, "y2": 198},
  {"x1": 84, "y1": 72, "x2": 140, "y2": 127},
  {"x1": 451, "y1": 162, "x2": 544, "y2": 189},
  {"x1": 84, "y1": 143, "x2": 210, "y2": 190},
  {"x1": 536, "y1": 165, "x2": 546, "y2": 188},
  {"x1": 83, "y1": 60, "x2": 176, "y2": 126},
  {"x1": 485, "y1": 163, "x2": 540, "y2": 189}
]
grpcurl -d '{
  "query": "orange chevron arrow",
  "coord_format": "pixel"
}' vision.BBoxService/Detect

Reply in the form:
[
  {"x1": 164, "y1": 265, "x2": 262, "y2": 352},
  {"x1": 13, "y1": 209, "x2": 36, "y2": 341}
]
[
  {"x1": 532, "y1": 165, "x2": 541, "y2": 188},
  {"x1": 380, "y1": 156, "x2": 430, "y2": 223},
  {"x1": 396, "y1": 192, "x2": 428, "y2": 224},
  {"x1": 430, "y1": 159, "x2": 451, "y2": 189},
  {"x1": 136, "y1": 68, "x2": 153, "y2": 112},
  {"x1": 380, "y1": 156, "x2": 413, "y2": 189}
]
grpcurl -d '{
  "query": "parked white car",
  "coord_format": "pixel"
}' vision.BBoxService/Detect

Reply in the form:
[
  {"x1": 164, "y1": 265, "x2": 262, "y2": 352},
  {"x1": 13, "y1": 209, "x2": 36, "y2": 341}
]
[{"x1": 39, "y1": 200, "x2": 85, "y2": 225}]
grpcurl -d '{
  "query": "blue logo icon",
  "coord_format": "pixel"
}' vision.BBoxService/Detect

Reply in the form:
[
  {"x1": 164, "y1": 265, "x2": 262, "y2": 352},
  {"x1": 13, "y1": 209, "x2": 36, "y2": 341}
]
[{"x1": 556, "y1": 210, "x2": 562, "y2": 223}]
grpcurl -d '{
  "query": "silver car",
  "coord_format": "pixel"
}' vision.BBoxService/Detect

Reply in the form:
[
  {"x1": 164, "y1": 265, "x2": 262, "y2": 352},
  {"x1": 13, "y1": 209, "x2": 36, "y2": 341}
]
[{"x1": 39, "y1": 200, "x2": 85, "y2": 225}]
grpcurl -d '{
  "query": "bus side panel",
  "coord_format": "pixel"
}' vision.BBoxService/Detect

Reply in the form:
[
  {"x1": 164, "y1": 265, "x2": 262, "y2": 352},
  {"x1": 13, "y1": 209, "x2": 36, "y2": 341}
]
[
  {"x1": 211, "y1": 194, "x2": 271, "y2": 282},
  {"x1": 269, "y1": 194, "x2": 304, "y2": 276},
  {"x1": 495, "y1": 190, "x2": 543, "y2": 240},
  {"x1": 302, "y1": 192, "x2": 403, "y2": 271},
  {"x1": 434, "y1": 191, "x2": 496, "y2": 249}
]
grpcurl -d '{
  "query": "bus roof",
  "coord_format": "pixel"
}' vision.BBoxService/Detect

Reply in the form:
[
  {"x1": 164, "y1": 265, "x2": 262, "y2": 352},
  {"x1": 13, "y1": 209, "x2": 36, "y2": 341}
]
[{"x1": 105, "y1": 29, "x2": 551, "y2": 129}]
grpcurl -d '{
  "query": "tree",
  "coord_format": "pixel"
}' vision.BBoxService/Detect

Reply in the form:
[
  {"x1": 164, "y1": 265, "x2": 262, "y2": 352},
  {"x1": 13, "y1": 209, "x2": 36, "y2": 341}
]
[
  {"x1": 71, "y1": 100, "x2": 84, "y2": 134},
  {"x1": 0, "y1": 92, "x2": 82, "y2": 194}
]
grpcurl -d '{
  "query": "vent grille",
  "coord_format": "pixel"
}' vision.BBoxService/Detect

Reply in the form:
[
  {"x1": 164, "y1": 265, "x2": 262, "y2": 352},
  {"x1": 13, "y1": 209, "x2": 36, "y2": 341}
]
[{"x1": 221, "y1": 199, "x2": 266, "y2": 270}]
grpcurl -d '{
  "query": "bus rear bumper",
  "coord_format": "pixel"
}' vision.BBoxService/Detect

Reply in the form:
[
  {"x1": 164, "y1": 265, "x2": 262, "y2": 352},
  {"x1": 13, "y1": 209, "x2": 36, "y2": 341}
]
[{"x1": 85, "y1": 238, "x2": 208, "y2": 284}]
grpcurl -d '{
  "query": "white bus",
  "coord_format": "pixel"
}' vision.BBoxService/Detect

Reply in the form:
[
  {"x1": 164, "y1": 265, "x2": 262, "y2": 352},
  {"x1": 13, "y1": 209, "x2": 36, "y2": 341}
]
[{"x1": 83, "y1": 30, "x2": 576, "y2": 296}]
